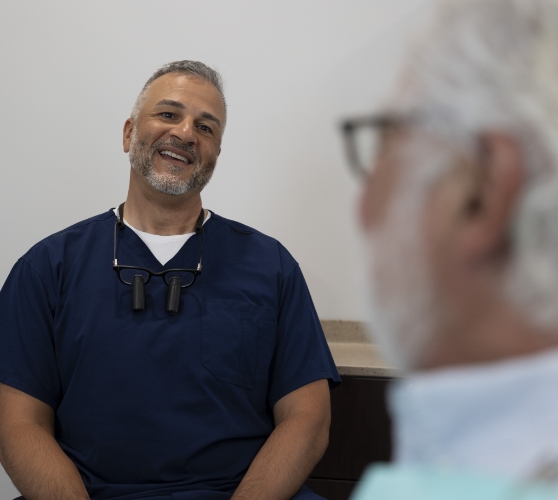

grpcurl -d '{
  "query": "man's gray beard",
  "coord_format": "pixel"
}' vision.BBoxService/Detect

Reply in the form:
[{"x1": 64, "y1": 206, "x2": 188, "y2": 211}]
[
  {"x1": 129, "y1": 129, "x2": 216, "y2": 196},
  {"x1": 362, "y1": 184, "x2": 443, "y2": 372}
]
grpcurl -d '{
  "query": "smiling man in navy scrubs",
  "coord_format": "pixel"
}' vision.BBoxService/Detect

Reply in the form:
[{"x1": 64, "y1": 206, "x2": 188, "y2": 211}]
[{"x1": 0, "y1": 61, "x2": 340, "y2": 500}]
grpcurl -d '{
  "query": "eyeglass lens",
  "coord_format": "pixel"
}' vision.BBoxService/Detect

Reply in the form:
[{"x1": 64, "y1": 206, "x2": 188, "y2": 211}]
[
  {"x1": 163, "y1": 270, "x2": 196, "y2": 287},
  {"x1": 119, "y1": 268, "x2": 150, "y2": 285},
  {"x1": 351, "y1": 125, "x2": 382, "y2": 176},
  {"x1": 118, "y1": 268, "x2": 196, "y2": 288}
]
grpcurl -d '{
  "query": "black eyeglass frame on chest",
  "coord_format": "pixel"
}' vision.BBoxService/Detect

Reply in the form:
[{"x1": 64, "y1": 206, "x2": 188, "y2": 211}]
[{"x1": 112, "y1": 203, "x2": 205, "y2": 312}]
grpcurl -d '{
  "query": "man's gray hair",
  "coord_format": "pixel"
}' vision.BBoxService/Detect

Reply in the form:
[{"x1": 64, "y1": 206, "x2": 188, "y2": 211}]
[
  {"x1": 391, "y1": 0, "x2": 558, "y2": 327},
  {"x1": 130, "y1": 60, "x2": 226, "y2": 122}
]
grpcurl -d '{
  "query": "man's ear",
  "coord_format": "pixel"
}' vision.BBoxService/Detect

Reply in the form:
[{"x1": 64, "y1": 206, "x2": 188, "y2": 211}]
[
  {"x1": 458, "y1": 133, "x2": 525, "y2": 264},
  {"x1": 123, "y1": 118, "x2": 135, "y2": 153}
]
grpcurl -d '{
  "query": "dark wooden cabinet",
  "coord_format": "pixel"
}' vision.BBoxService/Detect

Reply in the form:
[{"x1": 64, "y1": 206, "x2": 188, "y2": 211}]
[
  {"x1": 305, "y1": 376, "x2": 393, "y2": 500},
  {"x1": 305, "y1": 478, "x2": 356, "y2": 499}
]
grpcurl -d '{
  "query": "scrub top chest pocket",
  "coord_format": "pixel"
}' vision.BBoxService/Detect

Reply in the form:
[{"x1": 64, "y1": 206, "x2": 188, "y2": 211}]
[{"x1": 202, "y1": 299, "x2": 277, "y2": 389}]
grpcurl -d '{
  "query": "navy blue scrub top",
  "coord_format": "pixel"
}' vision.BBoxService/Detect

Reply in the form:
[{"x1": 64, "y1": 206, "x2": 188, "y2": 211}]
[{"x1": 0, "y1": 209, "x2": 340, "y2": 500}]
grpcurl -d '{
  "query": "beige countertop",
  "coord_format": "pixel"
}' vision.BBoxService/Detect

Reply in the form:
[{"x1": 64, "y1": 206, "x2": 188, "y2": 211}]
[{"x1": 321, "y1": 320, "x2": 399, "y2": 378}]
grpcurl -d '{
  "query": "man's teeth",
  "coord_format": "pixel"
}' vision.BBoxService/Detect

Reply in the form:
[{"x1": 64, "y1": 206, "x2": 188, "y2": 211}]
[{"x1": 160, "y1": 150, "x2": 189, "y2": 163}]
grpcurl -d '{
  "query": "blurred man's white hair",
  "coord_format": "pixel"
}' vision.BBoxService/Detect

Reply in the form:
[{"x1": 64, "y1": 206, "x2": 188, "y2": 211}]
[{"x1": 391, "y1": 0, "x2": 558, "y2": 327}]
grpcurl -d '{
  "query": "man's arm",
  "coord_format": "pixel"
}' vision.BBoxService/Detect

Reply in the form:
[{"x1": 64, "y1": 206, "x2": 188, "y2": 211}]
[
  {"x1": 0, "y1": 382, "x2": 90, "y2": 500},
  {"x1": 231, "y1": 379, "x2": 331, "y2": 500}
]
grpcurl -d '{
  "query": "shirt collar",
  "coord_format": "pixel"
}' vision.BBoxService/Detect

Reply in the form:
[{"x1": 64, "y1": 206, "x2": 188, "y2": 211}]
[{"x1": 390, "y1": 347, "x2": 558, "y2": 480}]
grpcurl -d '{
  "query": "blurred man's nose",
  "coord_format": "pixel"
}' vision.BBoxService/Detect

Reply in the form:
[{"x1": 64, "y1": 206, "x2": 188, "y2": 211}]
[
  {"x1": 360, "y1": 174, "x2": 378, "y2": 231},
  {"x1": 359, "y1": 158, "x2": 399, "y2": 232}
]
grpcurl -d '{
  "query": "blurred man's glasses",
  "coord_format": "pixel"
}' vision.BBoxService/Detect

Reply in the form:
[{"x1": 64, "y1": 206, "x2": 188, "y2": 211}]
[{"x1": 341, "y1": 115, "x2": 405, "y2": 179}]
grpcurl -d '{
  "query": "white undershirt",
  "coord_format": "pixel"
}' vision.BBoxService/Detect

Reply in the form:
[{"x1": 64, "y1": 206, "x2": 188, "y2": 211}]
[{"x1": 113, "y1": 208, "x2": 210, "y2": 266}]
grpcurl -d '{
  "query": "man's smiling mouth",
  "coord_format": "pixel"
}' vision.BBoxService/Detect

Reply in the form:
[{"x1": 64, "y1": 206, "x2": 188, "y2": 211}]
[{"x1": 159, "y1": 150, "x2": 191, "y2": 164}]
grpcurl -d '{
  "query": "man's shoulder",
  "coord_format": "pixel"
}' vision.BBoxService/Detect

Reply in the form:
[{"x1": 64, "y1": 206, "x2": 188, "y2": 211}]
[
  {"x1": 49, "y1": 209, "x2": 114, "y2": 237},
  {"x1": 209, "y1": 211, "x2": 271, "y2": 239},
  {"x1": 22, "y1": 209, "x2": 114, "y2": 264},
  {"x1": 208, "y1": 212, "x2": 299, "y2": 275},
  {"x1": 352, "y1": 464, "x2": 558, "y2": 500}
]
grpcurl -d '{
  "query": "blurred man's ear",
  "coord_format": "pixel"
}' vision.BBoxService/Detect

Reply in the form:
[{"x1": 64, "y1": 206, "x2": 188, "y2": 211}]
[{"x1": 458, "y1": 133, "x2": 524, "y2": 264}]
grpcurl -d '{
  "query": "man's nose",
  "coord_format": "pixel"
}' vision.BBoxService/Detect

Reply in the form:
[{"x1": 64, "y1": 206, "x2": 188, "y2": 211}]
[{"x1": 170, "y1": 119, "x2": 197, "y2": 144}]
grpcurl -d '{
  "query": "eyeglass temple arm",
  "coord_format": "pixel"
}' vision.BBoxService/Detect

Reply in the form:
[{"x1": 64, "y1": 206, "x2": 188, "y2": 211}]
[
  {"x1": 113, "y1": 202, "x2": 125, "y2": 266},
  {"x1": 197, "y1": 230, "x2": 204, "y2": 271},
  {"x1": 195, "y1": 208, "x2": 205, "y2": 272},
  {"x1": 113, "y1": 221, "x2": 119, "y2": 266}
]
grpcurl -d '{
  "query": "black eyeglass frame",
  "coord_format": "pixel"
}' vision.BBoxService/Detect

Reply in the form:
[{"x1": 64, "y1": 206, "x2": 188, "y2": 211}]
[
  {"x1": 113, "y1": 265, "x2": 201, "y2": 289},
  {"x1": 341, "y1": 113, "x2": 413, "y2": 180},
  {"x1": 112, "y1": 204, "x2": 205, "y2": 290}
]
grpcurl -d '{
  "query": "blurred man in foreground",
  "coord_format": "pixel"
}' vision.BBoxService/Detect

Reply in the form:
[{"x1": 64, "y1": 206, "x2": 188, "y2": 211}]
[{"x1": 344, "y1": 0, "x2": 558, "y2": 497}]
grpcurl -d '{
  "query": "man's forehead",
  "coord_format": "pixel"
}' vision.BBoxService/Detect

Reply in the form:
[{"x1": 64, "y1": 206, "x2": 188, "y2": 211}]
[{"x1": 141, "y1": 73, "x2": 225, "y2": 117}]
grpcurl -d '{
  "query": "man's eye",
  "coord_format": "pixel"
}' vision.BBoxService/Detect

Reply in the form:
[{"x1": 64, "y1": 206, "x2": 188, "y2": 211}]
[
  {"x1": 198, "y1": 124, "x2": 212, "y2": 133},
  {"x1": 161, "y1": 112, "x2": 174, "y2": 119}
]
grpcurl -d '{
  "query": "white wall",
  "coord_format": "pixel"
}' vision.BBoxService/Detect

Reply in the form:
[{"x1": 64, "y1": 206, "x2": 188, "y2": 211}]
[{"x1": 0, "y1": 1, "x2": 432, "y2": 496}]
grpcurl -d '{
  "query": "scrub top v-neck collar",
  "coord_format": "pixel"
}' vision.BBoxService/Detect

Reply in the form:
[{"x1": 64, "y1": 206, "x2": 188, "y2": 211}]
[
  {"x1": 114, "y1": 208, "x2": 211, "y2": 266},
  {"x1": 115, "y1": 212, "x2": 212, "y2": 272}
]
